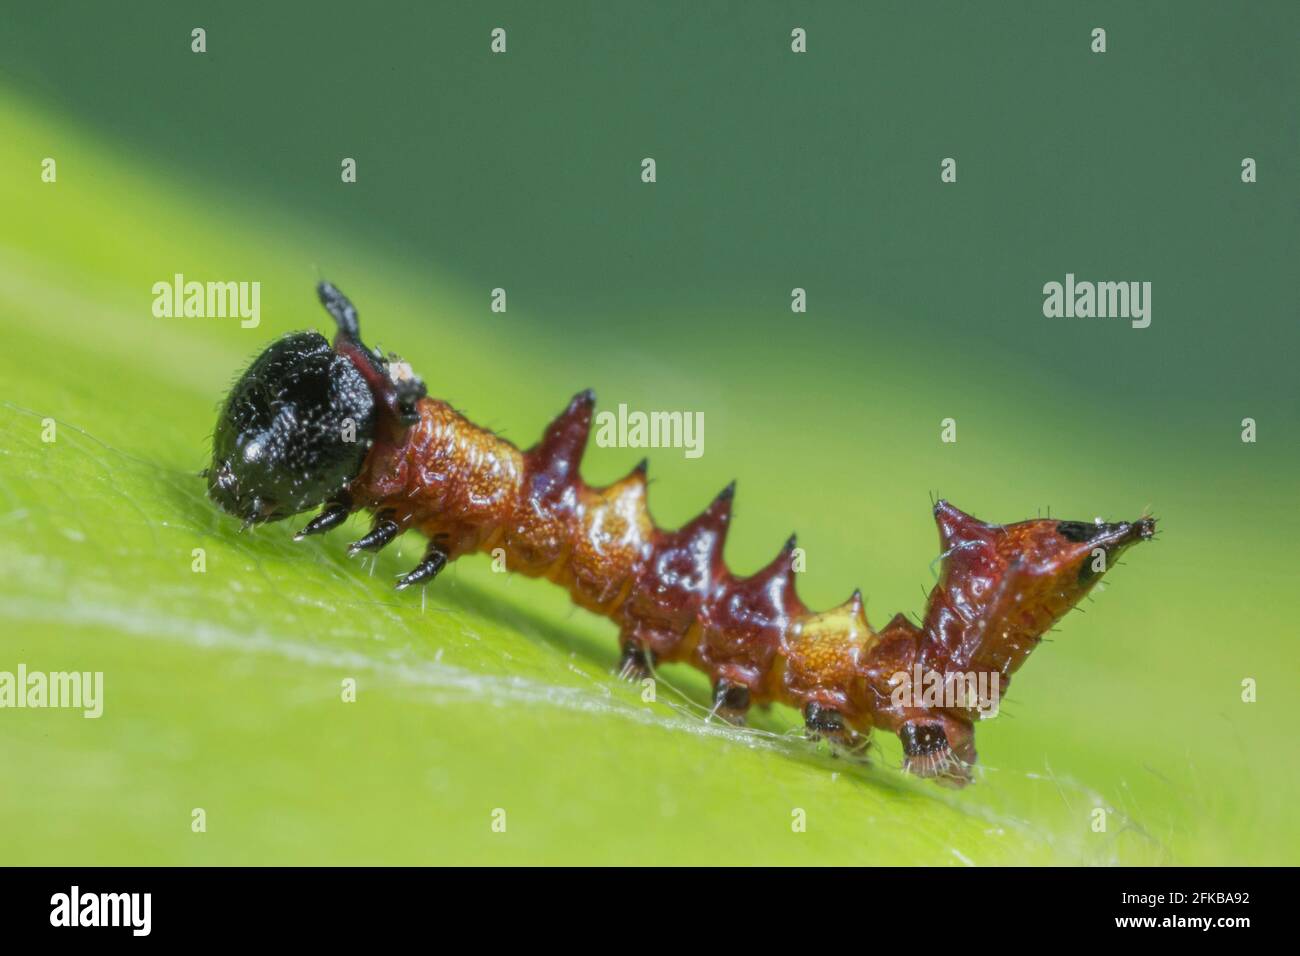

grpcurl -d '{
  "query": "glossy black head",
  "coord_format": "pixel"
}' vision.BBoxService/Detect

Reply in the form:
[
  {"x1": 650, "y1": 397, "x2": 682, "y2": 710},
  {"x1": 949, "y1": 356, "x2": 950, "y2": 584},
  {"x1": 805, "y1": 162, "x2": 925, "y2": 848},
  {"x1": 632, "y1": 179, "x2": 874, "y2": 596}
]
[{"x1": 208, "y1": 331, "x2": 377, "y2": 524}]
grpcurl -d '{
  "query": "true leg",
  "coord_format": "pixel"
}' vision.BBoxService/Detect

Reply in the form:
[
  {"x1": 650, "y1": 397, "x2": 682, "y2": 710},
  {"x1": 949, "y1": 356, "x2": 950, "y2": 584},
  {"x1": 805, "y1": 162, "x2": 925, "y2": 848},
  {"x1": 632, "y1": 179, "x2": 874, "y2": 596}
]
[
  {"x1": 293, "y1": 495, "x2": 353, "y2": 541},
  {"x1": 395, "y1": 540, "x2": 450, "y2": 591},
  {"x1": 348, "y1": 511, "x2": 401, "y2": 555}
]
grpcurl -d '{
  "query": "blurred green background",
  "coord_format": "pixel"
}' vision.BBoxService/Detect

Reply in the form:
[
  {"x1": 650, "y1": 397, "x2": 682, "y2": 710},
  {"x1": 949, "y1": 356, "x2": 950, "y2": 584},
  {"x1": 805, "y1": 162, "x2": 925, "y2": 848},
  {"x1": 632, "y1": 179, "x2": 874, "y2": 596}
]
[{"x1": 0, "y1": 2, "x2": 1296, "y2": 864}]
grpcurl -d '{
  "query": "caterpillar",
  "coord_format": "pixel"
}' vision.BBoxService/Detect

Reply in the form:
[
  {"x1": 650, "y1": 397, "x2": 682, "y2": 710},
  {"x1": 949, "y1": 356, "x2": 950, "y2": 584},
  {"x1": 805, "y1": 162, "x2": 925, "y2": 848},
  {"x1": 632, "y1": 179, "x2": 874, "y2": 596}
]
[{"x1": 206, "y1": 282, "x2": 1156, "y2": 787}]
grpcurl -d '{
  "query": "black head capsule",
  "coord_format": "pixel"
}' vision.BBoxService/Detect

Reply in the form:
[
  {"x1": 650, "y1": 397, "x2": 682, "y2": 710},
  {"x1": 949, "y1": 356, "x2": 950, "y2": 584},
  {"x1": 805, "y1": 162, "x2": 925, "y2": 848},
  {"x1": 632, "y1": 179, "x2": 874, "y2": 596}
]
[{"x1": 208, "y1": 331, "x2": 378, "y2": 525}]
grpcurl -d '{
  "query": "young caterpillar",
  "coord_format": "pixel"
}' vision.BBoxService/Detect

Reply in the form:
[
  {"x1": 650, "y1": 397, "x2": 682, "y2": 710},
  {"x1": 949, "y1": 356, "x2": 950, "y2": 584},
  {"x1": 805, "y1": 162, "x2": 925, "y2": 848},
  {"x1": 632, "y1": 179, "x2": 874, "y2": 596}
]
[{"x1": 207, "y1": 282, "x2": 1156, "y2": 787}]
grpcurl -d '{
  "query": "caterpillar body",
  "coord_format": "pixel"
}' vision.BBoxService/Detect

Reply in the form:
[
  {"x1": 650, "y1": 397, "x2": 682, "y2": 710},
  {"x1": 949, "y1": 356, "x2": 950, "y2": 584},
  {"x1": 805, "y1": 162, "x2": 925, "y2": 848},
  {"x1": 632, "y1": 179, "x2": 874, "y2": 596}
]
[{"x1": 207, "y1": 282, "x2": 1156, "y2": 787}]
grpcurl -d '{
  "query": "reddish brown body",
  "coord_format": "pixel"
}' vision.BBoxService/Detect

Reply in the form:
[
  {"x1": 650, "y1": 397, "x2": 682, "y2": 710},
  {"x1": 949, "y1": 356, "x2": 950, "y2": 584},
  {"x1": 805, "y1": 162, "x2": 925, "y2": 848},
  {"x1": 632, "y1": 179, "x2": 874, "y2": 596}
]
[
  {"x1": 208, "y1": 283, "x2": 1156, "y2": 787},
  {"x1": 347, "y1": 389, "x2": 1155, "y2": 786}
]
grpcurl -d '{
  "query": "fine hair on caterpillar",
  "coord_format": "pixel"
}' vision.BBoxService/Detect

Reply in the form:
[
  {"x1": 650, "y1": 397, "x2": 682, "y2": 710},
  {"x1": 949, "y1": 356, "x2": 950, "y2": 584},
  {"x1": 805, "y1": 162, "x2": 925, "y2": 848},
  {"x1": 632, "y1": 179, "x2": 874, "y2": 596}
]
[{"x1": 206, "y1": 282, "x2": 1157, "y2": 788}]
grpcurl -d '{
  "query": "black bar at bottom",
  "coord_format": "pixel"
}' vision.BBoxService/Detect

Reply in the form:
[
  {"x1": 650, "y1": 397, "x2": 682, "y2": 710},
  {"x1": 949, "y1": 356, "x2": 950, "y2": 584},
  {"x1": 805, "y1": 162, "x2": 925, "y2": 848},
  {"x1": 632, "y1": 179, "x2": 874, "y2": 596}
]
[{"x1": 0, "y1": 866, "x2": 1273, "y2": 940}]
